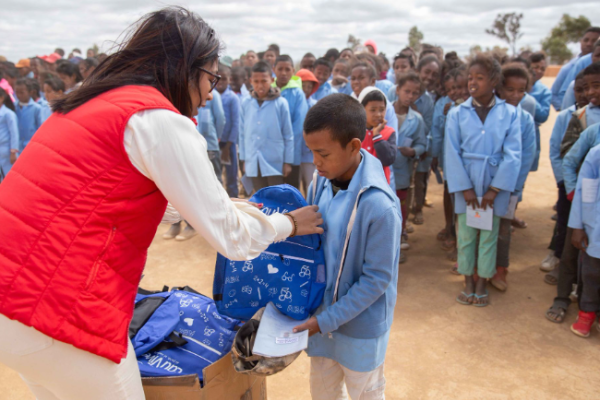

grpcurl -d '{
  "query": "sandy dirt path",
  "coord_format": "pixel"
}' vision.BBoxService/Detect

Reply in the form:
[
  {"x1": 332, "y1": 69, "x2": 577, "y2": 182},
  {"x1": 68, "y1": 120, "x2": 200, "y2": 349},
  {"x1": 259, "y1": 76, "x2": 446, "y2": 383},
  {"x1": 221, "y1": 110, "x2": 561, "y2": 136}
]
[{"x1": 2, "y1": 77, "x2": 600, "y2": 399}]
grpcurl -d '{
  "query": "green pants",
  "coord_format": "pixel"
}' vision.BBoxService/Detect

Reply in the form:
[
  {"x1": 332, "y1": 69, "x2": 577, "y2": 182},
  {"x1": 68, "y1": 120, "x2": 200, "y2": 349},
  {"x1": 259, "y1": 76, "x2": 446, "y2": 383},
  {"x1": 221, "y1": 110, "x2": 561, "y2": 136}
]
[{"x1": 457, "y1": 213, "x2": 501, "y2": 279}]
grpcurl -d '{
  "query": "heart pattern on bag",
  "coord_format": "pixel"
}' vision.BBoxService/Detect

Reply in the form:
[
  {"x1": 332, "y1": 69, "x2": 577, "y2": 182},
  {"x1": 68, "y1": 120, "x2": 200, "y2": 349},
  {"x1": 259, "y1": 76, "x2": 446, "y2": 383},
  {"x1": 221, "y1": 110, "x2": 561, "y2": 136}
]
[{"x1": 267, "y1": 264, "x2": 279, "y2": 274}]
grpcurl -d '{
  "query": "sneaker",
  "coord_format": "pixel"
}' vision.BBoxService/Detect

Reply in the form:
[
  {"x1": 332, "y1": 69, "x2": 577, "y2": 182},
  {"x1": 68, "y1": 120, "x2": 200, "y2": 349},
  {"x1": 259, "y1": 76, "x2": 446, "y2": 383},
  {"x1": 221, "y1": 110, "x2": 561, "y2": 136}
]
[
  {"x1": 540, "y1": 254, "x2": 560, "y2": 272},
  {"x1": 540, "y1": 251, "x2": 553, "y2": 266},
  {"x1": 405, "y1": 222, "x2": 415, "y2": 234},
  {"x1": 175, "y1": 225, "x2": 198, "y2": 241},
  {"x1": 571, "y1": 311, "x2": 596, "y2": 338},
  {"x1": 162, "y1": 223, "x2": 182, "y2": 240},
  {"x1": 401, "y1": 234, "x2": 410, "y2": 250},
  {"x1": 399, "y1": 252, "x2": 407, "y2": 264}
]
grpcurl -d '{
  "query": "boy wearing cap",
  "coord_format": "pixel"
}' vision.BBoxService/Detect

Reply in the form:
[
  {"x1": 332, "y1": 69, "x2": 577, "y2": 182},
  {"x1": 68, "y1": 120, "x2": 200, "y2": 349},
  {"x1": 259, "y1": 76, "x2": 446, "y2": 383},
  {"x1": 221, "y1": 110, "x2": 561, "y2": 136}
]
[{"x1": 15, "y1": 59, "x2": 33, "y2": 79}]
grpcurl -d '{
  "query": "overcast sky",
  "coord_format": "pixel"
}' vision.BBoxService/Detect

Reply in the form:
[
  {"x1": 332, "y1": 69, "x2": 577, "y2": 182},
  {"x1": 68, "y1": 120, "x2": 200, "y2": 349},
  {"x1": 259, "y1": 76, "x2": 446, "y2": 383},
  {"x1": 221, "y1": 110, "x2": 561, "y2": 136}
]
[{"x1": 1, "y1": 0, "x2": 598, "y2": 64}]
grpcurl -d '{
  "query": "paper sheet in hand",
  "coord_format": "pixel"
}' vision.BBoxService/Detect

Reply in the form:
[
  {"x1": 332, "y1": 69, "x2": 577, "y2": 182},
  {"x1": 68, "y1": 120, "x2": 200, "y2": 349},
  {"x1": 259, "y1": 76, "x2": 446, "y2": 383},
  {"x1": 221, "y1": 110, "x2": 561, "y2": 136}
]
[
  {"x1": 502, "y1": 195, "x2": 519, "y2": 220},
  {"x1": 466, "y1": 197, "x2": 493, "y2": 231},
  {"x1": 402, "y1": 137, "x2": 413, "y2": 148},
  {"x1": 582, "y1": 178, "x2": 599, "y2": 203},
  {"x1": 252, "y1": 302, "x2": 308, "y2": 358}
]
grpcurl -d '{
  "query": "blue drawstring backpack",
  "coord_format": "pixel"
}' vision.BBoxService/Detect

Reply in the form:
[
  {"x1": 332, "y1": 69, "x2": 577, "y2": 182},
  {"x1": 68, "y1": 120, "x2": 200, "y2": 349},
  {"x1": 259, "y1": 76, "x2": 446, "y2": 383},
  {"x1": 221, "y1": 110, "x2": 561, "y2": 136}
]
[
  {"x1": 213, "y1": 184, "x2": 326, "y2": 321},
  {"x1": 131, "y1": 287, "x2": 240, "y2": 384}
]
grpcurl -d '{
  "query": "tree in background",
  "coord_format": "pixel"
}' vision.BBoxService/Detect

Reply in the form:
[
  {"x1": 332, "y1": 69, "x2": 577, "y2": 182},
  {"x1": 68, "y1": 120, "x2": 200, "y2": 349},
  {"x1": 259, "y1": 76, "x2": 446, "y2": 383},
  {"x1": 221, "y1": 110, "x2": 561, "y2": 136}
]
[
  {"x1": 486, "y1": 12, "x2": 524, "y2": 56},
  {"x1": 541, "y1": 14, "x2": 591, "y2": 64},
  {"x1": 408, "y1": 26, "x2": 424, "y2": 54},
  {"x1": 467, "y1": 44, "x2": 509, "y2": 63},
  {"x1": 347, "y1": 34, "x2": 361, "y2": 50}
]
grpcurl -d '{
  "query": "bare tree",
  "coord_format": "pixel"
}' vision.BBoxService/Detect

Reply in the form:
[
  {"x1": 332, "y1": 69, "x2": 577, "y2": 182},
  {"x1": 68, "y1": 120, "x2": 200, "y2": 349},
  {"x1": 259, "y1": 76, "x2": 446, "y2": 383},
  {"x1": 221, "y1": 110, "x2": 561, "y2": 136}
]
[{"x1": 486, "y1": 13, "x2": 524, "y2": 56}]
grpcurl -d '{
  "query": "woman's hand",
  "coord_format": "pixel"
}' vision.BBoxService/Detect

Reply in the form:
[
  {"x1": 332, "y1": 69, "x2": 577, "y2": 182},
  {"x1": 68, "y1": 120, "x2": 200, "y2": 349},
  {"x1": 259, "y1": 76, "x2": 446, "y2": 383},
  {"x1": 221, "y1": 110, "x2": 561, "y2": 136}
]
[
  {"x1": 572, "y1": 229, "x2": 588, "y2": 252},
  {"x1": 463, "y1": 189, "x2": 479, "y2": 210},
  {"x1": 399, "y1": 147, "x2": 416, "y2": 158},
  {"x1": 288, "y1": 205, "x2": 324, "y2": 236},
  {"x1": 480, "y1": 189, "x2": 497, "y2": 210}
]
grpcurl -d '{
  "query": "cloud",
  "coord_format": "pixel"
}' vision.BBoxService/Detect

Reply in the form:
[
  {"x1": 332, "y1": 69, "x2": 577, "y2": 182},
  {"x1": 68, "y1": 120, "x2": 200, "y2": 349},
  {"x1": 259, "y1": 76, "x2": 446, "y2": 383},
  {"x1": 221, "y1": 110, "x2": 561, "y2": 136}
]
[{"x1": 0, "y1": 0, "x2": 595, "y2": 64}]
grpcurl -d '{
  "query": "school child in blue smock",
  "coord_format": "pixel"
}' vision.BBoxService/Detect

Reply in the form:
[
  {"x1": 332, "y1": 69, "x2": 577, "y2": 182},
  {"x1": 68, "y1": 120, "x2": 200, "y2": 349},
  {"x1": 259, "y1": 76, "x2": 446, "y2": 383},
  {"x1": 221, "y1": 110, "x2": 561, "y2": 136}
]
[
  {"x1": 445, "y1": 54, "x2": 521, "y2": 307},
  {"x1": 551, "y1": 27, "x2": 600, "y2": 111},
  {"x1": 559, "y1": 36, "x2": 600, "y2": 107},
  {"x1": 215, "y1": 64, "x2": 241, "y2": 198},
  {"x1": 330, "y1": 59, "x2": 353, "y2": 95},
  {"x1": 293, "y1": 94, "x2": 401, "y2": 400},
  {"x1": 27, "y1": 78, "x2": 51, "y2": 123},
  {"x1": 492, "y1": 63, "x2": 536, "y2": 292},
  {"x1": 567, "y1": 144, "x2": 600, "y2": 337},
  {"x1": 239, "y1": 61, "x2": 294, "y2": 192},
  {"x1": 273, "y1": 55, "x2": 309, "y2": 190},
  {"x1": 527, "y1": 52, "x2": 552, "y2": 173},
  {"x1": 310, "y1": 59, "x2": 338, "y2": 102},
  {"x1": 0, "y1": 88, "x2": 19, "y2": 180},
  {"x1": 230, "y1": 66, "x2": 250, "y2": 102},
  {"x1": 354, "y1": 53, "x2": 394, "y2": 99},
  {"x1": 14, "y1": 78, "x2": 42, "y2": 151},
  {"x1": 389, "y1": 52, "x2": 415, "y2": 85},
  {"x1": 392, "y1": 72, "x2": 427, "y2": 263},
  {"x1": 562, "y1": 42, "x2": 600, "y2": 111}
]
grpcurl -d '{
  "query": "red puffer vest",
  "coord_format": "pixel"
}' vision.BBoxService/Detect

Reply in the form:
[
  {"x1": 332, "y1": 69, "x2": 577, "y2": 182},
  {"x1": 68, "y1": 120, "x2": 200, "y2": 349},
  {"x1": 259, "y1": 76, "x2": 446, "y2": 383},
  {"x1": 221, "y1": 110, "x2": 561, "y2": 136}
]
[
  {"x1": 0, "y1": 85, "x2": 180, "y2": 363},
  {"x1": 362, "y1": 126, "x2": 394, "y2": 183}
]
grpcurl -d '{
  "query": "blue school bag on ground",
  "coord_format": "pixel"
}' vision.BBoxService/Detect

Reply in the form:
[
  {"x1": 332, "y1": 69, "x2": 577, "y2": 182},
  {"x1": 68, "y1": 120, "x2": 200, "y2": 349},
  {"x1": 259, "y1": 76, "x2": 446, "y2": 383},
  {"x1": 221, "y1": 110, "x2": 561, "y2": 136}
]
[
  {"x1": 213, "y1": 184, "x2": 326, "y2": 321},
  {"x1": 131, "y1": 287, "x2": 240, "y2": 384}
]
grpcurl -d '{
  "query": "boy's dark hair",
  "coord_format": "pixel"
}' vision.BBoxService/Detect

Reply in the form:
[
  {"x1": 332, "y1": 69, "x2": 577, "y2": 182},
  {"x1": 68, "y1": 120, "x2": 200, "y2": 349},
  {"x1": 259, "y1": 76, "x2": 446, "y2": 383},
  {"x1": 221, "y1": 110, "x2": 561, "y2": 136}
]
[
  {"x1": 275, "y1": 55, "x2": 294, "y2": 67},
  {"x1": 56, "y1": 61, "x2": 83, "y2": 83},
  {"x1": 333, "y1": 59, "x2": 350, "y2": 73},
  {"x1": 510, "y1": 56, "x2": 531, "y2": 68},
  {"x1": 252, "y1": 61, "x2": 272, "y2": 75},
  {"x1": 268, "y1": 43, "x2": 280, "y2": 55},
  {"x1": 304, "y1": 93, "x2": 366, "y2": 145},
  {"x1": 302, "y1": 52, "x2": 316, "y2": 59},
  {"x1": 500, "y1": 62, "x2": 532, "y2": 91},
  {"x1": 257, "y1": 51, "x2": 265, "y2": 60},
  {"x1": 445, "y1": 51, "x2": 459, "y2": 62},
  {"x1": 417, "y1": 55, "x2": 440, "y2": 72},
  {"x1": 313, "y1": 58, "x2": 332, "y2": 72},
  {"x1": 82, "y1": 57, "x2": 99, "y2": 70},
  {"x1": 28, "y1": 78, "x2": 40, "y2": 98},
  {"x1": 355, "y1": 53, "x2": 382, "y2": 74},
  {"x1": 529, "y1": 52, "x2": 546, "y2": 63},
  {"x1": 218, "y1": 63, "x2": 231, "y2": 74},
  {"x1": 469, "y1": 54, "x2": 502, "y2": 83},
  {"x1": 361, "y1": 89, "x2": 387, "y2": 107},
  {"x1": 324, "y1": 48, "x2": 340, "y2": 61},
  {"x1": 393, "y1": 53, "x2": 415, "y2": 69},
  {"x1": 2, "y1": 64, "x2": 18, "y2": 79},
  {"x1": 396, "y1": 71, "x2": 422, "y2": 89},
  {"x1": 0, "y1": 87, "x2": 15, "y2": 111},
  {"x1": 584, "y1": 27, "x2": 600, "y2": 35},
  {"x1": 15, "y1": 77, "x2": 31, "y2": 89},
  {"x1": 583, "y1": 61, "x2": 600, "y2": 77},
  {"x1": 575, "y1": 70, "x2": 586, "y2": 82},
  {"x1": 44, "y1": 75, "x2": 66, "y2": 92},
  {"x1": 54, "y1": 48, "x2": 65, "y2": 57},
  {"x1": 352, "y1": 61, "x2": 377, "y2": 80}
]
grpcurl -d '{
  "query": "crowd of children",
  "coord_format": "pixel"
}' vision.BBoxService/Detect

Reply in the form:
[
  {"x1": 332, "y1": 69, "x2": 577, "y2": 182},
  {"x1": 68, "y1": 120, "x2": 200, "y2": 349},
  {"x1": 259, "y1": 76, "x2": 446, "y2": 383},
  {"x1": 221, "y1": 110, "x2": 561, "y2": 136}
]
[{"x1": 2, "y1": 25, "x2": 600, "y2": 398}]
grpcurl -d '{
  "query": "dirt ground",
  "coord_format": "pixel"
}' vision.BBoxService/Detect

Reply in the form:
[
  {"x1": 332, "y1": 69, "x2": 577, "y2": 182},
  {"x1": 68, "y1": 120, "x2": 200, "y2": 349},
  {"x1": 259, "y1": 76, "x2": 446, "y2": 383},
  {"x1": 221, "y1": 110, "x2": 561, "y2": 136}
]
[{"x1": 2, "y1": 77, "x2": 600, "y2": 399}]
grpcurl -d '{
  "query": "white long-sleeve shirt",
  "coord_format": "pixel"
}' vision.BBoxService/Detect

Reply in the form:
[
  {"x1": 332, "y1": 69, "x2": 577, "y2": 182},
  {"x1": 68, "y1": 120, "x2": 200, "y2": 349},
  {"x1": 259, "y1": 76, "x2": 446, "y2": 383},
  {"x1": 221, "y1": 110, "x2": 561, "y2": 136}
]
[{"x1": 123, "y1": 109, "x2": 292, "y2": 261}]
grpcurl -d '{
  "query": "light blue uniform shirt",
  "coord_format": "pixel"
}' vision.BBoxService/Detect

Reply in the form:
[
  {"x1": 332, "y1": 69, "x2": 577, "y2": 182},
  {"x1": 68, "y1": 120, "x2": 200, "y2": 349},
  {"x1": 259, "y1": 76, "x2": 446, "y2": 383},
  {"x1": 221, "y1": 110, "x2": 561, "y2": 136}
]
[
  {"x1": 561, "y1": 80, "x2": 576, "y2": 111},
  {"x1": 587, "y1": 104, "x2": 600, "y2": 127},
  {"x1": 550, "y1": 105, "x2": 577, "y2": 184},
  {"x1": 415, "y1": 91, "x2": 435, "y2": 173},
  {"x1": 279, "y1": 85, "x2": 308, "y2": 166},
  {"x1": 37, "y1": 98, "x2": 52, "y2": 123},
  {"x1": 529, "y1": 80, "x2": 552, "y2": 172},
  {"x1": 239, "y1": 94, "x2": 294, "y2": 177},
  {"x1": 431, "y1": 96, "x2": 453, "y2": 172},
  {"x1": 445, "y1": 97, "x2": 522, "y2": 217},
  {"x1": 520, "y1": 93, "x2": 536, "y2": 120},
  {"x1": 197, "y1": 90, "x2": 225, "y2": 151},
  {"x1": 559, "y1": 53, "x2": 592, "y2": 106},
  {"x1": 393, "y1": 107, "x2": 426, "y2": 189},
  {"x1": 15, "y1": 98, "x2": 42, "y2": 150},
  {"x1": 220, "y1": 87, "x2": 241, "y2": 145},
  {"x1": 515, "y1": 107, "x2": 537, "y2": 198},
  {"x1": 386, "y1": 67, "x2": 395, "y2": 83},
  {"x1": 551, "y1": 55, "x2": 579, "y2": 111},
  {"x1": 334, "y1": 82, "x2": 353, "y2": 95},
  {"x1": 375, "y1": 80, "x2": 394, "y2": 99},
  {"x1": 0, "y1": 104, "x2": 19, "y2": 177},
  {"x1": 568, "y1": 144, "x2": 600, "y2": 258},
  {"x1": 563, "y1": 123, "x2": 600, "y2": 194},
  {"x1": 301, "y1": 97, "x2": 318, "y2": 164},
  {"x1": 310, "y1": 81, "x2": 338, "y2": 102}
]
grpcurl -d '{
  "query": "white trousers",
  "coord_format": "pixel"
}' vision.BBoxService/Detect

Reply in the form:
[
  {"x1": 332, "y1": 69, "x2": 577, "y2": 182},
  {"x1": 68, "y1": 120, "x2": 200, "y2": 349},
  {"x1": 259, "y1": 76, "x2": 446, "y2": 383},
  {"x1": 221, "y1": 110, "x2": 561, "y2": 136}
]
[
  {"x1": 310, "y1": 357, "x2": 386, "y2": 400},
  {"x1": 0, "y1": 314, "x2": 145, "y2": 400}
]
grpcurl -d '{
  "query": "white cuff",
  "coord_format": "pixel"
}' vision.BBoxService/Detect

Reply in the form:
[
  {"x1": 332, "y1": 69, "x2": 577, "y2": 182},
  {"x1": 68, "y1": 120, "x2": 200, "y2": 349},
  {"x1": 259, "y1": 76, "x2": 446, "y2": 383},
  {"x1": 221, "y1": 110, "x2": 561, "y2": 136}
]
[{"x1": 269, "y1": 213, "x2": 293, "y2": 242}]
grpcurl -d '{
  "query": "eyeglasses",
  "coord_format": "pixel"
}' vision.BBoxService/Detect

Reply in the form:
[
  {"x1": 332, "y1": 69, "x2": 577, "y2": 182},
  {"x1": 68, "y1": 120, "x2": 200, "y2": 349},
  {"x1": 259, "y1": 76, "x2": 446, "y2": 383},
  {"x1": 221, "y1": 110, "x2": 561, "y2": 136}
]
[{"x1": 199, "y1": 67, "x2": 221, "y2": 92}]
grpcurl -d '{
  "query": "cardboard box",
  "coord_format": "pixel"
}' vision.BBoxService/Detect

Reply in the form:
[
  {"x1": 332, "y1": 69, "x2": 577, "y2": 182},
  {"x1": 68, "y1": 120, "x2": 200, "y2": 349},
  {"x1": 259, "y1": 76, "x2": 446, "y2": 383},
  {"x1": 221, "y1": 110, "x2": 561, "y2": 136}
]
[{"x1": 142, "y1": 352, "x2": 266, "y2": 400}]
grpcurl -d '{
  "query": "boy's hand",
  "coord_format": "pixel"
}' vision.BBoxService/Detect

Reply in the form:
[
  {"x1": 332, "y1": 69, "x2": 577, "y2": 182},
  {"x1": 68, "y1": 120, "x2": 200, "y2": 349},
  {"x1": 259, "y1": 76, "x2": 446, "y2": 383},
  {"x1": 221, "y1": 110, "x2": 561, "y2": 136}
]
[
  {"x1": 443, "y1": 102, "x2": 452, "y2": 115},
  {"x1": 572, "y1": 229, "x2": 588, "y2": 252},
  {"x1": 480, "y1": 189, "x2": 497, "y2": 210},
  {"x1": 373, "y1": 120, "x2": 387, "y2": 136},
  {"x1": 331, "y1": 76, "x2": 348, "y2": 86},
  {"x1": 283, "y1": 163, "x2": 292, "y2": 177},
  {"x1": 293, "y1": 316, "x2": 320, "y2": 337},
  {"x1": 221, "y1": 142, "x2": 231, "y2": 164},
  {"x1": 399, "y1": 147, "x2": 416, "y2": 158},
  {"x1": 10, "y1": 149, "x2": 18, "y2": 164},
  {"x1": 463, "y1": 189, "x2": 479, "y2": 210}
]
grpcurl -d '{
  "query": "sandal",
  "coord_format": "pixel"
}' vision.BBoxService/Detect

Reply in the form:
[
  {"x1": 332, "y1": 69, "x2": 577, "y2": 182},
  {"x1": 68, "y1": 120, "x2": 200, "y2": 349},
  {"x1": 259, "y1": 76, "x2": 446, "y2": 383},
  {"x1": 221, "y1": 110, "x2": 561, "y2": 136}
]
[
  {"x1": 544, "y1": 270, "x2": 559, "y2": 285},
  {"x1": 456, "y1": 291, "x2": 474, "y2": 305},
  {"x1": 545, "y1": 305, "x2": 566, "y2": 323},
  {"x1": 511, "y1": 218, "x2": 528, "y2": 229},
  {"x1": 437, "y1": 228, "x2": 448, "y2": 241},
  {"x1": 473, "y1": 290, "x2": 489, "y2": 307}
]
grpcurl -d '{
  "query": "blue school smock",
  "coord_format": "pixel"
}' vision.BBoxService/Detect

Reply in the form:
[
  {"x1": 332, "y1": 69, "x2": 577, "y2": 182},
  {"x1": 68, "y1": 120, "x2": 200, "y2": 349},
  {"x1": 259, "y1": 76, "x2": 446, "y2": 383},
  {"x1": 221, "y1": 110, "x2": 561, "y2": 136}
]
[
  {"x1": 529, "y1": 80, "x2": 551, "y2": 172},
  {"x1": 444, "y1": 96, "x2": 522, "y2": 217},
  {"x1": 0, "y1": 104, "x2": 19, "y2": 176},
  {"x1": 561, "y1": 80, "x2": 576, "y2": 111},
  {"x1": 220, "y1": 87, "x2": 241, "y2": 145},
  {"x1": 197, "y1": 90, "x2": 225, "y2": 152},
  {"x1": 306, "y1": 150, "x2": 401, "y2": 372},
  {"x1": 15, "y1": 98, "x2": 42, "y2": 150},
  {"x1": 335, "y1": 82, "x2": 353, "y2": 96},
  {"x1": 301, "y1": 96, "x2": 318, "y2": 164},
  {"x1": 37, "y1": 98, "x2": 52, "y2": 123},
  {"x1": 551, "y1": 55, "x2": 579, "y2": 111},
  {"x1": 387, "y1": 85, "x2": 397, "y2": 103},
  {"x1": 392, "y1": 107, "x2": 426, "y2": 190},
  {"x1": 386, "y1": 67, "x2": 395, "y2": 83},
  {"x1": 515, "y1": 107, "x2": 536, "y2": 199},
  {"x1": 562, "y1": 123, "x2": 600, "y2": 194},
  {"x1": 415, "y1": 91, "x2": 435, "y2": 173},
  {"x1": 520, "y1": 93, "x2": 536, "y2": 120},
  {"x1": 550, "y1": 105, "x2": 577, "y2": 184},
  {"x1": 568, "y1": 143, "x2": 600, "y2": 258},
  {"x1": 239, "y1": 94, "x2": 294, "y2": 177},
  {"x1": 431, "y1": 96, "x2": 452, "y2": 172},
  {"x1": 274, "y1": 77, "x2": 309, "y2": 166},
  {"x1": 375, "y1": 80, "x2": 394, "y2": 99},
  {"x1": 559, "y1": 53, "x2": 592, "y2": 102},
  {"x1": 587, "y1": 104, "x2": 600, "y2": 127},
  {"x1": 310, "y1": 81, "x2": 338, "y2": 102}
]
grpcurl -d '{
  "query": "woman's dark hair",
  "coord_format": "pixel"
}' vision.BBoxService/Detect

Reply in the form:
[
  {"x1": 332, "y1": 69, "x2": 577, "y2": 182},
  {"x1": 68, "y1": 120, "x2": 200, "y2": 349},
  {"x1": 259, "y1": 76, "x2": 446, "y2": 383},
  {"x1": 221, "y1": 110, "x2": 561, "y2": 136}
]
[
  {"x1": 56, "y1": 62, "x2": 83, "y2": 83},
  {"x1": 44, "y1": 75, "x2": 66, "y2": 92},
  {"x1": 469, "y1": 54, "x2": 502, "y2": 83},
  {"x1": 361, "y1": 89, "x2": 387, "y2": 107},
  {"x1": 0, "y1": 88, "x2": 15, "y2": 112},
  {"x1": 53, "y1": 7, "x2": 221, "y2": 117},
  {"x1": 304, "y1": 93, "x2": 366, "y2": 145},
  {"x1": 500, "y1": 62, "x2": 532, "y2": 91}
]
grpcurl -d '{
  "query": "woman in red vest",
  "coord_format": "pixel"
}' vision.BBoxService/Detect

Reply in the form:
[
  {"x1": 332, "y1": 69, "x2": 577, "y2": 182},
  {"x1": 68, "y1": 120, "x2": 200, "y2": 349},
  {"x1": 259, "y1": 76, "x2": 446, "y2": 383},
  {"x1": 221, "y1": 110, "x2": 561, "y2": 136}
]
[{"x1": 0, "y1": 7, "x2": 322, "y2": 400}]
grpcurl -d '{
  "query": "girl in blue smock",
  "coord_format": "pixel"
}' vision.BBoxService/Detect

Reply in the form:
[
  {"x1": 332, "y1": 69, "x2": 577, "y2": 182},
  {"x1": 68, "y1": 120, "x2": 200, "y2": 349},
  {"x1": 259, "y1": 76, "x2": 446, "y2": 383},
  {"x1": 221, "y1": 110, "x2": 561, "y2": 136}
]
[
  {"x1": 445, "y1": 55, "x2": 521, "y2": 307},
  {"x1": 0, "y1": 88, "x2": 18, "y2": 181}
]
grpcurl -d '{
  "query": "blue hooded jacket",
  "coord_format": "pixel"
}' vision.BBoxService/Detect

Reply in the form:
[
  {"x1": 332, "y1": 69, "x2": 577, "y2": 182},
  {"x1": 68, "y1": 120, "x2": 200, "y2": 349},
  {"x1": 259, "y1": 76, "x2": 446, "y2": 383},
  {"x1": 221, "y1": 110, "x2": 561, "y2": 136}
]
[
  {"x1": 393, "y1": 107, "x2": 427, "y2": 189},
  {"x1": 197, "y1": 90, "x2": 225, "y2": 151}
]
